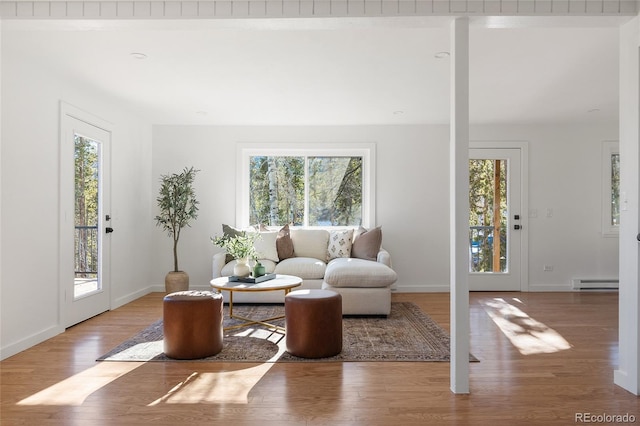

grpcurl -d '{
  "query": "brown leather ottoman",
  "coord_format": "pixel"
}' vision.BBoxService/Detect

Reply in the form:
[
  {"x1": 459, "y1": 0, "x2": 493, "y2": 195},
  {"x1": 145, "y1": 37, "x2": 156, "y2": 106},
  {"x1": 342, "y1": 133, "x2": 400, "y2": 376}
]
[
  {"x1": 285, "y1": 289, "x2": 342, "y2": 359},
  {"x1": 163, "y1": 290, "x2": 224, "y2": 359}
]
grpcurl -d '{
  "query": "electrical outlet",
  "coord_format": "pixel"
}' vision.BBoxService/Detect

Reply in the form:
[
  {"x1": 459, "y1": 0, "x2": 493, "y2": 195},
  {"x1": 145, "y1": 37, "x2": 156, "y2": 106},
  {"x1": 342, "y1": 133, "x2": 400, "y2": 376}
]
[{"x1": 543, "y1": 265, "x2": 554, "y2": 272}]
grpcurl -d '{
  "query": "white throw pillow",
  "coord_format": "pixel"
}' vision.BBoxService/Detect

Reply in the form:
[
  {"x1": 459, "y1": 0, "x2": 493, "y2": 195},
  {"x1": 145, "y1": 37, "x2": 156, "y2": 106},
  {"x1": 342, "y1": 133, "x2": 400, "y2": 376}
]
[
  {"x1": 253, "y1": 231, "x2": 279, "y2": 262},
  {"x1": 327, "y1": 229, "x2": 354, "y2": 260}
]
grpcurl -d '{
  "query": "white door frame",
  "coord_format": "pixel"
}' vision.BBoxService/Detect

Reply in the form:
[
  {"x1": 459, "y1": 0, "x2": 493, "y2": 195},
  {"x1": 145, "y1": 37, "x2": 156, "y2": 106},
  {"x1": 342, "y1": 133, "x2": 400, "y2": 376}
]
[
  {"x1": 470, "y1": 141, "x2": 529, "y2": 292},
  {"x1": 59, "y1": 102, "x2": 112, "y2": 327}
]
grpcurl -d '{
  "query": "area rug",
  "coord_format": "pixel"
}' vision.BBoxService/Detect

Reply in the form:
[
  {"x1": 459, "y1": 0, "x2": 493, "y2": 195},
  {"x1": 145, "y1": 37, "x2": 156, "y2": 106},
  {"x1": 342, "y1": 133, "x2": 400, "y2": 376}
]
[{"x1": 97, "y1": 302, "x2": 477, "y2": 363}]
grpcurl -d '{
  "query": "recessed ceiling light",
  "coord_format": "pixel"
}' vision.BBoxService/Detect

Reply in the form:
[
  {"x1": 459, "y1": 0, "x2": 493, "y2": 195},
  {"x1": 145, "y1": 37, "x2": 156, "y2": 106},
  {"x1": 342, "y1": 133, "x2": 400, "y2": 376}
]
[
  {"x1": 196, "y1": 111, "x2": 208, "y2": 116},
  {"x1": 393, "y1": 110, "x2": 404, "y2": 115},
  {"x1": 434, "y1": 51, "x2": 450, "y2": 59},
  {"x1": 130, "y1": 52, "x2": 147, "y2": 60}
]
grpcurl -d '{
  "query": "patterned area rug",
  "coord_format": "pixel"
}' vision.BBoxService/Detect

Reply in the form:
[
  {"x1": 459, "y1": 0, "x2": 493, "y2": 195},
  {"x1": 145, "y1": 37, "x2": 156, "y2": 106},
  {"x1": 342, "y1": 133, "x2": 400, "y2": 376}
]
[{"x1": 97, "y1": 302, "x2": 477, "y2": 362}]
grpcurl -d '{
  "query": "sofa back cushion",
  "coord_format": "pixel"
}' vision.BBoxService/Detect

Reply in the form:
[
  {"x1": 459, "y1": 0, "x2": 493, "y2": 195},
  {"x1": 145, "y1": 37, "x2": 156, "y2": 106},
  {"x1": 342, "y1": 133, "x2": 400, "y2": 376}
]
[{"x1": 290, "y1": 229, "x2": 330, "y2": 261}]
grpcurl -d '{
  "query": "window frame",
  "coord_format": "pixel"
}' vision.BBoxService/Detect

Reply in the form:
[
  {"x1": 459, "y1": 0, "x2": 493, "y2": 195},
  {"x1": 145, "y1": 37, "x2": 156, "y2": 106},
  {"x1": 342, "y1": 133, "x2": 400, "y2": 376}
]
[
  {"x1": 602, "y1": 140, "x2": 620, "y2": 237},
  {"x1": 236, "y1": 143, "x2": 376, "y2": 229}
]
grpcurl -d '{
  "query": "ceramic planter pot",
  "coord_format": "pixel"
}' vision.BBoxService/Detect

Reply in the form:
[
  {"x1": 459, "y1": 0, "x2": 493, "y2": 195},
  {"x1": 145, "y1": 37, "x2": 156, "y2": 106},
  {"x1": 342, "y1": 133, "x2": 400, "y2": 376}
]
[{"x1": 165, "y1": 271, "x2": 189, "y2": 293}]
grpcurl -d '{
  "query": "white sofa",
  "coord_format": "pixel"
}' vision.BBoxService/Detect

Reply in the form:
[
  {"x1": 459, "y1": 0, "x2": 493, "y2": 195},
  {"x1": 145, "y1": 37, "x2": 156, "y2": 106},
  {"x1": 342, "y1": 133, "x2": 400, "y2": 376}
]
[{"x1": 212, "y1": 227, "x2": 397, "y2": 315}]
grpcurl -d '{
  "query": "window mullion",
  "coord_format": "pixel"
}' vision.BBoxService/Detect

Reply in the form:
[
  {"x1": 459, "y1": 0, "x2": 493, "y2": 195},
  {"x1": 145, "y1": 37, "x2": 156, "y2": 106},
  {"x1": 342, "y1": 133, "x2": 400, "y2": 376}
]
[{"x1": 304, "y1": 156, "x2": 310, "y2": 227}]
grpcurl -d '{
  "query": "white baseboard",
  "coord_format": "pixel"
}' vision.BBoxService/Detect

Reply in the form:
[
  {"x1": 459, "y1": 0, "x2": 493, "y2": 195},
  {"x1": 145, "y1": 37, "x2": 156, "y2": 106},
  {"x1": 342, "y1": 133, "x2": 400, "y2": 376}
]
[
  {"x1": 395, "y1": 283, "x2": 587, "y2": 293},
  {"x1": 113, "y1": 286, "x2": 156, "y2": 309},
  {"x1": 0, "y1": 324, "x2": 64, "y2": 361},
  {"x1": 393, "y1": 284, "x2": 450, "y2": 293},
  {"x1": 529, "y1": 284, "x2": 581, "y2": 292},
  {"x1": 153, "y1": 283, "x2": 597, "y2": 296}
]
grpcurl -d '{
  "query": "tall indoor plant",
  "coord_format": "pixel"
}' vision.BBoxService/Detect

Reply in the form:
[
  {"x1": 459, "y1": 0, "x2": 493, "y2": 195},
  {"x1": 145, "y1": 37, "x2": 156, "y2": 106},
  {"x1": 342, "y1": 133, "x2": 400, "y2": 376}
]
[{"x1": 155, "y1": 166, "x2": 199, "y2": 293}]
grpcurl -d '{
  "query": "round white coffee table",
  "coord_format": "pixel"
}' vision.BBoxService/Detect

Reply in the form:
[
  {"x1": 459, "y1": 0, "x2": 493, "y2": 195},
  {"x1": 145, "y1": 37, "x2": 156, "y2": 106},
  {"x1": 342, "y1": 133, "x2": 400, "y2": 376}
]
[{"x1": 210, "y1": 274, "x2": 302, "y2": 331}]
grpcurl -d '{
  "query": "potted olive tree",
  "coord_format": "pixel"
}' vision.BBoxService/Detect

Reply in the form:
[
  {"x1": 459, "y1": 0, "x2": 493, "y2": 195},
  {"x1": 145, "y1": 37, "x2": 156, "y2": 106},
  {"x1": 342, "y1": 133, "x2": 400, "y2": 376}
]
[{"x1": 155, "y1": 166, "x2": 199, "y2": 293}]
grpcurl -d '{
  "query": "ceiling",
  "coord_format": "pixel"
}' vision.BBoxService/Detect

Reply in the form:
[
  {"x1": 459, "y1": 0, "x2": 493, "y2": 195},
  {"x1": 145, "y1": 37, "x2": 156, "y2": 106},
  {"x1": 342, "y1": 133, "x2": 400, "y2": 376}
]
[{"x1": 2, "y1": 17, "x2": 625, "y2": 126}]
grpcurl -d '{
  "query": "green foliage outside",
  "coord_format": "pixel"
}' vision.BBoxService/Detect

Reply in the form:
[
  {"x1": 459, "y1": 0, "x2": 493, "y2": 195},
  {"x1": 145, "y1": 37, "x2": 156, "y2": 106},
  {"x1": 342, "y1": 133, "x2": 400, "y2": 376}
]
[
  {"x1": 469, "y1": 159, "x2": 507, "y2": 273},
  {"x1": 75, "y1": 135, "x2": 99, "y2": 277},
  {"x1": 611, "y1": 153, "x2": 620, "y2": 226},
  {"x1": 249, "y1": 156, "x2": 362, "y2": 227},
  {"x1": 250, "y1": 156, "x2": 305, "y2": 226},
  {"x1": 75, "y1": 136, "x2": 99, "y2": 227},
  {"x1": 309, "y1": 157, "x2": 362, "y2": 226}
]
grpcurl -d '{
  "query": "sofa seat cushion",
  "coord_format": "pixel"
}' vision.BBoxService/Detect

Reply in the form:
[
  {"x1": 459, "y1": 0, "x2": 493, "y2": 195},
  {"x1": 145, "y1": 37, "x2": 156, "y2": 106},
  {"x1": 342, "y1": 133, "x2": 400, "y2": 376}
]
[
  {"x1": 324, "y1": 258, "x2": 397, "y2": 288},
  {"x1": 274, "y1": 257, "x2": 326, "y2": 280},
  {"x1": 221, "y1": 259, "x2": 276, "y2": 277}
]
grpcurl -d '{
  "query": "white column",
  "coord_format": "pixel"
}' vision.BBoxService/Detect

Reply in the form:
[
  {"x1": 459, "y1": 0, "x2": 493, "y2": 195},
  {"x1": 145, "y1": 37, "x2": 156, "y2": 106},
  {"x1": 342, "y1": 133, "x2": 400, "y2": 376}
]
[
  {"x1": 614, "y1": 15, "x2": 640, "y2": 396},
  {"x1": 450, "y1": 17, "x2": 470, "y2": 394}
]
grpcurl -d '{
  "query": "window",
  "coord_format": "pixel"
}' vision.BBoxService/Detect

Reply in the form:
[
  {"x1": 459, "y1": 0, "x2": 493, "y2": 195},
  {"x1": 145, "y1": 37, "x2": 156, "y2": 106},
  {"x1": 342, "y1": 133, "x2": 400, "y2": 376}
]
[
  {"x1": 602, "y1": 141, "x2": 620, "y2": 237},
  {"x1": 469, "y1": 158, "x2": 508, "y2": 273},
  {"x1": 74, "y1": 135, "x2": 100, "y2": 296},
  {"x1": 237, "y1": 144, "x2": 375, "y2": 228}
]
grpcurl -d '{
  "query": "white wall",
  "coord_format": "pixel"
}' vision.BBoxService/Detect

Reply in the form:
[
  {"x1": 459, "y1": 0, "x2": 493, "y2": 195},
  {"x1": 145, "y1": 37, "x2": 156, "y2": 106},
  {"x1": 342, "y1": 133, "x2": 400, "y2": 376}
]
[
  {"x1": 151, "y1": 125, "x2": 452, "y2": 291},
  {"x1": 0, "y1": 21, "x2": 3, "y2": 355},
  {"x1": 0, "y1": 31, "x2": 153, "y2": 359},
  {"x1": 151, "y1": 122, "x2": 619, "y2": 293}
]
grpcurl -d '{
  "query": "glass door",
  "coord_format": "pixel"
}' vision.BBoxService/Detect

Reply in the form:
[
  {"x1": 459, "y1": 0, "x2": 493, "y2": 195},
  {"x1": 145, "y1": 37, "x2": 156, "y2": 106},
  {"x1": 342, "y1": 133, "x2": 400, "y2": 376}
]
[
  {"x1": 61, "y1": 105, "x2": 111, "y2": 327},
  {"x1": 469, "y1": 148, "x2": 522, "y2": 291}
]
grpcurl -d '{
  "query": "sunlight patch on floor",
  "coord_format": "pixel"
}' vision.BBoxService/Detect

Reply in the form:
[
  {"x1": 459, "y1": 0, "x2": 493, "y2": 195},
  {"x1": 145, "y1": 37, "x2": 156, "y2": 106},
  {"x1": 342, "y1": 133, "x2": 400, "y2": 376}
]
[
  {"x1": 147, "y1": 363, "x2": 276, "y2": 405},
  {"x1": 17, "y1": 362, "x2": 142, "y2": 406},
  {"x1": 481, "y1": 297, "x2": 572, "y2": 355}
]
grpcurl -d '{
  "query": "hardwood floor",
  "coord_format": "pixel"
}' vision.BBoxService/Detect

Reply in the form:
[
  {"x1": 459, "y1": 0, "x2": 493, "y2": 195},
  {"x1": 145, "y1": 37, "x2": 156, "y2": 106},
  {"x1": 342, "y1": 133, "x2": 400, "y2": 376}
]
[{"x1": 1, "y1": 292, "x2": 638, "y2": 425}]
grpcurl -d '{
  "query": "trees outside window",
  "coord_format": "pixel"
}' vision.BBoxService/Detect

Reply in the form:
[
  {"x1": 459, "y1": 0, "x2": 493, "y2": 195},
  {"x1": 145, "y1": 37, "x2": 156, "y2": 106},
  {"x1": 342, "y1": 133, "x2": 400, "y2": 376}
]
[
  {"x1": 249, "y1": 156, "x2": 363, "y2": 227},
  {"x1": 602, "y1": 141, "x2": 620, "y2": 237},
  {"x1": 469, "y1": 158, "x2": 508, "y2": 273},
  {"x1": 74, "y1": 135, "x2": 99, "y2": 278},
  {"x1": 239, "y1": 144, "x2": 374, "y2": 228},
  {"x1": 611, "y1": 153, "x2": 620, "y2": 227}
]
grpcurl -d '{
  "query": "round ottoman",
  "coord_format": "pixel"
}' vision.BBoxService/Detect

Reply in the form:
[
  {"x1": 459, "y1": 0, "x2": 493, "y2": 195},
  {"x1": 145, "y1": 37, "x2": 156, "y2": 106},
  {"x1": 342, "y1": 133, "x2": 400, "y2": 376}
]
[
  {"x1": 163, "y1": 290, "x2": 224, "y2": 360},
  {"x1": 285, "y1": 289, "x2": 342, "y2": 359}
]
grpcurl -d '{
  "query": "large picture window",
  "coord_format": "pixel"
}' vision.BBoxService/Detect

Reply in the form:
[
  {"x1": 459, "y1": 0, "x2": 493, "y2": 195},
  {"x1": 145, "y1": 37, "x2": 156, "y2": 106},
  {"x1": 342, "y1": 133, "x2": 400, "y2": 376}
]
[{"x1": 237, "y1": 144, "x2": 375, "y2": 228}]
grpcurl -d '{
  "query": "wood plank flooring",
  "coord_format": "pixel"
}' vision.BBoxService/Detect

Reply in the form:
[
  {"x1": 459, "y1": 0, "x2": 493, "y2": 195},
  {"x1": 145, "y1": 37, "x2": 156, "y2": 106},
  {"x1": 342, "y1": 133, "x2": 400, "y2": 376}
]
[{"x1": 1, "y1": 292, "x2": 638, "y2": 425}]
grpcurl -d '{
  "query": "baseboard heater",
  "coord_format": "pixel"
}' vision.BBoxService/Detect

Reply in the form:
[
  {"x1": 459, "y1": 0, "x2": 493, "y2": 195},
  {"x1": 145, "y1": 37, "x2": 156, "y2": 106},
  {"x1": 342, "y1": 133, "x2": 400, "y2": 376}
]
[{"x1": 572, "y1": 278, "x2": 619, "y2": 290}]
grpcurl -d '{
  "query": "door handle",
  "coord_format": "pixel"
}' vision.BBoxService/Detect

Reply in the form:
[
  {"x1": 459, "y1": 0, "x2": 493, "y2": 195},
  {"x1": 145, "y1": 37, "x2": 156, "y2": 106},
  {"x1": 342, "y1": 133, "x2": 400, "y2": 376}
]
[{"x1": 106, "y1": 227, "x2": 114, "y2": 234}]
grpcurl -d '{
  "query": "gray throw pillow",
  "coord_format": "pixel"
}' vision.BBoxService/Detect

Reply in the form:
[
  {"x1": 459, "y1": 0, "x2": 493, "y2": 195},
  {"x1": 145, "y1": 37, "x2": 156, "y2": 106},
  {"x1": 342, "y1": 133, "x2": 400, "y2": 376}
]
[
  {"x1": 222, "y1": 224, "x2": 245, "y2": 263},
  {"x1": 276, "y1": 224, "x2": 295, "y2": 260},
  {"x1": 351, "y1": 226, "x2": 382, "y2": 261}
]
